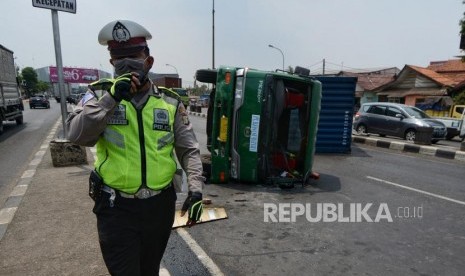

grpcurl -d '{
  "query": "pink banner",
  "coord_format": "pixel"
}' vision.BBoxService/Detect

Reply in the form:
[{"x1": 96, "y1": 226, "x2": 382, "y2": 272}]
[{"x1": 49, "y1": 67, "x2": 100, "y2": 83}]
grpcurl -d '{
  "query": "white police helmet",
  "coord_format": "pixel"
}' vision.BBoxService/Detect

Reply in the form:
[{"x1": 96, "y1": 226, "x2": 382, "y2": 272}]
[{"x1": 98, "y1": 20, "x2": 152, "y2": 57}]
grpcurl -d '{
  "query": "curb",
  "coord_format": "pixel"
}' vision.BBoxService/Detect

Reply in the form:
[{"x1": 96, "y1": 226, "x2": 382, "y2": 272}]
[
  {"x1": 0, "y1": 118, "x2": 62, "y2": 241},
  {"x1": 352, "y1": 136, "x2": 465, "y2": 162}
]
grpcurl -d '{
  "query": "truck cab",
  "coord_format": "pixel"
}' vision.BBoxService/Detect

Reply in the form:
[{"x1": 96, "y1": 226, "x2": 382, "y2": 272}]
[
  {"x1": 417, "y1": 98, "x2": 465, "y2": 140},
  {"x1": 196, "y1": 66, "x2": 321, "y2": 187}
]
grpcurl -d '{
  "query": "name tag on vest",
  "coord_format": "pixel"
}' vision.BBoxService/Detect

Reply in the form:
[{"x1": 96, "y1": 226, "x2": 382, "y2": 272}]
[
  {"x1": 153, "y1": 108, "x2": 170, "y2": 131},
  {"x1": 108, "y1": 104, "x2": 128, "y2": 125}
]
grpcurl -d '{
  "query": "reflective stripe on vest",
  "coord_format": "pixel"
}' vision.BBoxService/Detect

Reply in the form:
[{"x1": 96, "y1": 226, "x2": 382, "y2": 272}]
[{"x1": 95, "y1": 95, "x2": 178, "y2": 194}]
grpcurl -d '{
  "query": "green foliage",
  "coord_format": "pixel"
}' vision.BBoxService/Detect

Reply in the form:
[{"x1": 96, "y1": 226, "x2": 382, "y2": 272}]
[
  {"x1": 21, "y1": 67, "x2": 38, "y2": 96},
  {"x1": 36, "y1": 81, "x2": 50, "y2": 92},
  {"x1": 190, "y1": 83, "x2": 209, "y2": 96},
  {"x1": 453, "y1": 90, "x2": 465, "y2": 105}
]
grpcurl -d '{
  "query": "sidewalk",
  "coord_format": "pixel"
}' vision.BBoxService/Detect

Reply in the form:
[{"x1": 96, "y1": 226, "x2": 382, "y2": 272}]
[{"x1": 0, "y1": 144, "x2": 108, "y2": 274}]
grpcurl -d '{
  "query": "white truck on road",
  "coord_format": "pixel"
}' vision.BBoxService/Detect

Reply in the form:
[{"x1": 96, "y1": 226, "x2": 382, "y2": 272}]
[
  {"x1": 0, "y1": 44, "x2": 24, "y2": 134},
  {"x1": 430, "y1": 105, "x2": 465, "y2": 141},
  {"x1": 417, "y1": 99, "x2": 465, "y2": 140}
]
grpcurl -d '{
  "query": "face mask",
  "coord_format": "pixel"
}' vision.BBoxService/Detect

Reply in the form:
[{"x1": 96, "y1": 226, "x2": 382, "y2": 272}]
[{"x1": 113, "y1": 57, "x2": 147, "y2": 77}]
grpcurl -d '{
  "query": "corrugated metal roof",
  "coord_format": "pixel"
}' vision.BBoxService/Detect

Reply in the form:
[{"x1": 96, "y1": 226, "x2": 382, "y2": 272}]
[{"x1": 314, "y1": 77, "x2": 357, "y2": 153}]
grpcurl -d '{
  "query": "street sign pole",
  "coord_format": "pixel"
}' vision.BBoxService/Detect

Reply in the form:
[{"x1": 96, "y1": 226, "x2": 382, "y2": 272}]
[
  {"x1": 33, "y1": 0, "x2": 77, "y2": 139},
  {"x1": 51, "y1": 10, "x2": 68, "y2": 139},
  {"x1": 33, "y1": 0, "x2": 86, "y2": 167}
]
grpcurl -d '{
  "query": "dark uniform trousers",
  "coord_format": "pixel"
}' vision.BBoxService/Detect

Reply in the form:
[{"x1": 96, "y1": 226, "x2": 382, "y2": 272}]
[{"x1": 93, "y1": 185, "x2": 176, "y2": 276}]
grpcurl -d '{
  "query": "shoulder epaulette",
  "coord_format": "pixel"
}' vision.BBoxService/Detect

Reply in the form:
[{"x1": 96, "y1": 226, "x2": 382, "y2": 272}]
[{"x1": 158, "y1": 86, "x2": 181, "y2": 101}]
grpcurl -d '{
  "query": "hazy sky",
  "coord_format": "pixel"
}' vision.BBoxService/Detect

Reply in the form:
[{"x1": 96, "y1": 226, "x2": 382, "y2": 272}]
[{"x1": 1, "y1": 0, "x2": 463, "y2": 86}]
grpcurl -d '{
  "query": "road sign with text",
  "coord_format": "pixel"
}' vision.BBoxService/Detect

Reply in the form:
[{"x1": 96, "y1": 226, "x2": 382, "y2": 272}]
[{"x1": 32, "y1": 0, "x2": 76, "y2": 14}]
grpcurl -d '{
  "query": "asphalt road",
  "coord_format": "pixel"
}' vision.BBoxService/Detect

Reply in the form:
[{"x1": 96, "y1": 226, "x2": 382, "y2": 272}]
[
  {"x1": 0, "y1": 100, "x2": 61, "y2": 207},
  {"x1": 1, "y1": 105, "x2": 464, "y2": 275},
  {"x1": 179, "y1": 115, "x2": 465, "y2": 276}
]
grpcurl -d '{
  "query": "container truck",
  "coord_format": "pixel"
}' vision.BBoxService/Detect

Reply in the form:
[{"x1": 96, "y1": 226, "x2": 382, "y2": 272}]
[
  {"x1": 196, "y1": 66, "x2": 322, "y2": 188},
  {"x1": 0, "y1": 44, "x2": 24, "y2": 134}
]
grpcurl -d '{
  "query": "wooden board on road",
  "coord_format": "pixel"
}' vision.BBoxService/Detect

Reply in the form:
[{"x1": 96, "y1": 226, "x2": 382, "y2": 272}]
[{"x1": 172, "y1": 207, "x2": 228, "y2": 229}]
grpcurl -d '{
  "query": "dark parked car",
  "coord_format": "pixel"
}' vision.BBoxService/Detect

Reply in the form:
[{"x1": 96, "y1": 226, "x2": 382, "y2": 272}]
[
  {"x1": 353, "y1": 102, "x2": 447, "y2": 143},
  {"x1": 66, "y1": 94, "x2": 81, "y2": 104},
  {"x1": 29, "y1": 95, "x2": 50, "y2": 109}
]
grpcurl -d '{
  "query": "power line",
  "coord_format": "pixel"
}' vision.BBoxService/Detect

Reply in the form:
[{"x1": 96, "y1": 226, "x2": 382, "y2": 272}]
[{"x1": 308, "y1": 60, "x2": 323, "y2": 68}]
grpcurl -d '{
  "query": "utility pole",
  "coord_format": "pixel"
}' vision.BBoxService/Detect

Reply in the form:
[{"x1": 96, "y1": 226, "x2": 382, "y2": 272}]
[
  {"x1": 212, "y1": 0, "x2": 215, "y2": 69},
  {"x1": 322, "y1": 58, "x2": 326, "y2": 75}
]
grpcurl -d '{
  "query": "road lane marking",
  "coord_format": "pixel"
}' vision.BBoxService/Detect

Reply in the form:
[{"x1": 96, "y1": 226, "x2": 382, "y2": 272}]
[
  {"x1": 10, "y1": 185, "x2": 28, "y2": 197},
  {"x1": 35, "y1": 150, "x2": 46, "y2": 157},
  {"x1": 159, "y1": 267, "x2": 170, "y2": 276},
  {"x1": 30, "y1": 158, "x2": 42, "y2": 166},
  {"x1": 367, "y1": 176, "x2": 465, "y2": 206},
  {"x1": 21, "y1": 170, "x2": 35, "y2": 178},
  {"x1": 177, "y1": 228, "x2": 224, "y2": 276},
  {"x1": 0, "y1": 117, "x2": 61, "y2": 241},
  {"x1": 0, "y1": 207, "x2": 18, "y2": 225}
]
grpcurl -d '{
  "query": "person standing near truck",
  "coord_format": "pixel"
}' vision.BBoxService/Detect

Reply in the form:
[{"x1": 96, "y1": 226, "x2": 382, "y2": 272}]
[{"x1": 66, "y1": 19, "x2": 204, "y2": 275}]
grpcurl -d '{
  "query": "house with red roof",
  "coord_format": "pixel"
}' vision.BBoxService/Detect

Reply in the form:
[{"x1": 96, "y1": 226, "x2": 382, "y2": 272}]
[
  {"x1": 375, "y1": 60, "x2": 465, "y2": 108},
  {"x1": 336, "y1": 67, "x2": 399, "y2": 109},
  {"x1": 427, "y1": 59, "x2": 465, "y2": 84}
]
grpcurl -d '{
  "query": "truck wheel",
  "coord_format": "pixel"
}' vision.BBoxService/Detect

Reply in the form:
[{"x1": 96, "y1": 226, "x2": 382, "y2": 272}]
[
  {"x1": 196, "y1": 69, "x2": 218, "y2": 84},
  {"x1": 15, "y1": 115, "x2": 23, "y2": 125}
]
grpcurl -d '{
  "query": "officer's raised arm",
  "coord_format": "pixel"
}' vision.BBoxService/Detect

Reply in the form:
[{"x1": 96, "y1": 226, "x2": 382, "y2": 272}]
[{"x1": 66, "y1": 89, "x2": 118, "y2": 146}]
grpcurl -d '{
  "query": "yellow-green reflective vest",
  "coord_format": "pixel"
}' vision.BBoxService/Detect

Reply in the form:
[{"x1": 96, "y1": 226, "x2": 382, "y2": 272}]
[{"x1": 95, "y1": 94, "x2": 178, "y2": 194}]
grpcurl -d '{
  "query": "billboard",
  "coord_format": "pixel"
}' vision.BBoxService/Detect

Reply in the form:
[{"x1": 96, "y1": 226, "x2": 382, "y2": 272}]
[{"x1": 49, "y1": 67, "x2": 99, "y2": 83}]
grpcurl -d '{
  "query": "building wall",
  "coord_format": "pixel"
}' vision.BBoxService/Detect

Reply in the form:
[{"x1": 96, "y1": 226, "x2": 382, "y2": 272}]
[
  {"x1": 404, "y1": 96, "x2": 418, "y2": 106},
  {"x1": 361, "y1": 91, "x2": 377, "y2": 104}
]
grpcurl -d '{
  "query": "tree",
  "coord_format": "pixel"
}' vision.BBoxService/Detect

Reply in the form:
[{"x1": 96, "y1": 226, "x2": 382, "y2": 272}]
[
  {"x1": 453, "y1": 89, "x2": 465, "y2": 105},
  {"x1": 190, "y1": 83, "x2": 209, "y2": 96},
  {"x1": 36, "y1": 81, "x2": 50, "y2": 93},
  {"x1": 21, "y1": 67, "x2": 38, "y2": 96}
]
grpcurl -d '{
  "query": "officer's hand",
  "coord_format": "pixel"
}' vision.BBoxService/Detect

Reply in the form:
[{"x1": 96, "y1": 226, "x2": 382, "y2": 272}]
[
  {"x1": 110, "y1": 73, "x2": 142, "y2": 102},
  {"x1": 181, "y1": 191, "x2": 203, "y2": 227}
]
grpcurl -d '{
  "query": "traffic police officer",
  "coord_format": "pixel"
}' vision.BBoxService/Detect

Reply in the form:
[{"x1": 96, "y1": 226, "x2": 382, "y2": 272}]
[{"x1": 66, "y1": 19, "x2": 204, "y2": 275}]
